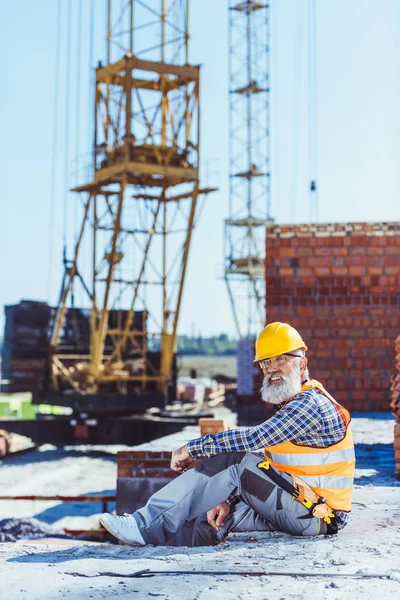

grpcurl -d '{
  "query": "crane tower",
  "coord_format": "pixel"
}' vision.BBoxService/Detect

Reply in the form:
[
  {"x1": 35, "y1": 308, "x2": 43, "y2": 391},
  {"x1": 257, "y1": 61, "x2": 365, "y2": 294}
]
[
  {"x1": 50, "y1": 0, "x2": 211, "y2": 401},
  {"x1": 224, "y1": 1, "x2": 272, "y2": 339}
]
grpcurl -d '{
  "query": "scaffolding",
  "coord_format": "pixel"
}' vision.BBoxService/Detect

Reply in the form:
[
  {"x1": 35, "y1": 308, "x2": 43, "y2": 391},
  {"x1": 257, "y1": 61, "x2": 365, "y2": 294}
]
[
  {"x1": 50, "y1": 1, "x2": 214, "y2": 398},
  {"x1": 224, "y1": 1, "x2": 272, "y2": 339}
]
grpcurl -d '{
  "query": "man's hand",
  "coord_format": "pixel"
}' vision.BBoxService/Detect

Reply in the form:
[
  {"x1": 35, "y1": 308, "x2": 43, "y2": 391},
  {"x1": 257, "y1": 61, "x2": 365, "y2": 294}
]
[
  {"x1": 206, "y1": 501, "x2": 230, "y2": 531},
  {"x1": 170, "y1": 444, "x2": 196, "y2": 473}
]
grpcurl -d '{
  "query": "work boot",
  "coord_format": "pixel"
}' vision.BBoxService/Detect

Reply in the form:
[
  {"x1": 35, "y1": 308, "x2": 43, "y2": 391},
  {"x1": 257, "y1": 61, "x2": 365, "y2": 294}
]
[{"x1": 99, "y1": 513, "x2": 146, "y2": 546}]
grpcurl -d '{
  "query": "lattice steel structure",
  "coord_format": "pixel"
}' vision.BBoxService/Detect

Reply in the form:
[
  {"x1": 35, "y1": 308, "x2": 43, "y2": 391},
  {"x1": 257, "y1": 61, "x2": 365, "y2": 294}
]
[
  {"x1": 50, "y1": 1, "x2": 213, "y2": 398},
  {"x1": 224, "y1": 1, "x2": 272, "y2": 339}
]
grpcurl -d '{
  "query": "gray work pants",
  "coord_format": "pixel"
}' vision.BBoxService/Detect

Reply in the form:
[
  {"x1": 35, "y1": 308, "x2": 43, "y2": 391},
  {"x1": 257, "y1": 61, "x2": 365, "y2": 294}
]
[{"x1": 133, "y1": 452, "x2": 328, "y2": 546}]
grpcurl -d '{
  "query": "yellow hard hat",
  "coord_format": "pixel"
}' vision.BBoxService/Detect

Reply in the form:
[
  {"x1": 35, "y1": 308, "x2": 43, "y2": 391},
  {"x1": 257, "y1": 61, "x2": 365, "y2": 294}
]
[{"x1": 254, "y1": 322, "x2": 308, "y2": 362}]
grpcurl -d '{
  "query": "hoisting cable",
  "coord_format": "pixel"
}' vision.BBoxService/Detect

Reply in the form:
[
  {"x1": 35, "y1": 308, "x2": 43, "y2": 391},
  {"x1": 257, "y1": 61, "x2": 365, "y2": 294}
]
[
  {"x1": 290, "y1": 0, "x2": 304, "y2": 222},
  {"x1": 47, "y1": 0, "x2": 62, "y2": 302},
  {"x1": 62, "y1": 0, "x2": 73, "y2": 263},
  {"x1": 88, "y1": 0, "x2": 95, "y2": 153},
  {"x1": 84, "y1": 0, "x2": 96, "y2": 310},
  {"x1": 307, "y1": 0, "x2": 318, "y2": 222},
  {"x1": 74, "y1": 0, "x2": 83, "y2": 307},
  {"x1": 74, "y1": 0, "x2": 82, "y2": 234}
]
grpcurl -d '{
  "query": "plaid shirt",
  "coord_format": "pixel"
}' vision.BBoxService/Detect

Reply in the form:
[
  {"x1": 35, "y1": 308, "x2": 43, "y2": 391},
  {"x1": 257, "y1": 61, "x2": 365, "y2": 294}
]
[{"x1": 187, "y1": 386, "x2": 350, "y2": 527}]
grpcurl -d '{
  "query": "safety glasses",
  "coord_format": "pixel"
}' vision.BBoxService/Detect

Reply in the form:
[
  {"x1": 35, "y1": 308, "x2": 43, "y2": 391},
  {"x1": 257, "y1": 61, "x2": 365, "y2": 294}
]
[{"x1": 258, "y1": 353, "x2": 303, "y2": 370}]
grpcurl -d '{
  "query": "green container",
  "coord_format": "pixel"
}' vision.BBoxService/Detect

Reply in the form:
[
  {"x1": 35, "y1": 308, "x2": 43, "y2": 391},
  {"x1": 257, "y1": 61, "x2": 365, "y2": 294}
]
[
  {"x1": 0, "y1": 401, "x2": 11, "y2": 416},
  {"x1": 20, "y1": 402, "x2": 36, "y2": 419}
]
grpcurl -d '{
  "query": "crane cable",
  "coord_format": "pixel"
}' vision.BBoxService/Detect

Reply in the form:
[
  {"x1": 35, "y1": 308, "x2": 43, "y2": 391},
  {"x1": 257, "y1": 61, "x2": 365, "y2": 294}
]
[
  {"x1": 308, "y1": 0, "x2": 318, "y2": 222},
  {"x1": 63, "y1": 0, "x2": 72, "y2": 262},
  {"x1": 87, "y1": 0, "x2": 95, "y2": 310},
  {"x1": 47, "y1": 0, "x2": 62, "y2": 302},
  {"x1": 74, "y1": 0, "x2": 82, "y2": 237},
  {"x1": 75, "y1": 0, "x2": 83, "y2": 307},
  {"x1": 290, "y1": 0, "x2": 304, "y2": 224},
  {"x1": 88, "y1": 0, "x2": 95, "y2": 150}
]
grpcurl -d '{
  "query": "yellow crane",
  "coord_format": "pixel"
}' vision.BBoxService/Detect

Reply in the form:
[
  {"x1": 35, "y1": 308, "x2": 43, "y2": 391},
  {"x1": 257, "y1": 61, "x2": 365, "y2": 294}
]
[{"x1": 50, "y1": 1, "x2": 214, "y2": 400}]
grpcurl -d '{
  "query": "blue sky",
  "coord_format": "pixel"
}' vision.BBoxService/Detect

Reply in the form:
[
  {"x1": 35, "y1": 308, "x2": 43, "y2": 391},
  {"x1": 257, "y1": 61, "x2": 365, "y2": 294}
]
[{"x1": 0, "y1": 0, "x2": 399, "y2": 338}]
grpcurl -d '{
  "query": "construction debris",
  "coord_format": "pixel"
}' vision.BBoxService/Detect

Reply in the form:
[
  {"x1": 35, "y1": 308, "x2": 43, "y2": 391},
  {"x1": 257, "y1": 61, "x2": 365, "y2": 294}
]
[
  {"x1": 0, "y1": 430, "x2": 35, "y2": 457},
  {"x1": 176, "y1": 377, "x2": 226, "y2": 405},
  {"x1": 0, "y1": 518, "x2": 65, "y2": 543},
  {"x1": 0, "y1": 430, "x2": 10, "y2": 457}
]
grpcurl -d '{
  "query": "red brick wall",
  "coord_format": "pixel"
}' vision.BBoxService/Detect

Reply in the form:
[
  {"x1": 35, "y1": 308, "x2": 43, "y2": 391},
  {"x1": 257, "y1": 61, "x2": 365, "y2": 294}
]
[
  {"x1": 116, "y1": 449, "x2": 208, "y2": 514},
  {"x1": 116, "y1": 450, "x2": 177, "y2": 515},
  {"x1": 117, "y1": 451, "x2": 176, "y2": 480},
  {"x1": 265, "y1": 222, "x2": 400, "y2": 412}
]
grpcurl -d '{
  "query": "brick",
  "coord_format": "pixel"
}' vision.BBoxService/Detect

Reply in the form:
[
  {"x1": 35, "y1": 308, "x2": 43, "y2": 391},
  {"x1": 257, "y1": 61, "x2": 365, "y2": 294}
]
[
  {"x1": 296, "y1": 268, "x2": 313, "y2": 276},
  {"x1": 297, "y1": 248, "x2": 313, "y2": 256},
  {"x1": 199, "y1": 418, "x2": 227, "y2": 436},
  {"x1": 349, "y1": 266, "x2": 366, "y2": 276},
  {"x1": 332, "y1": 267, "x2": 348, "y2": 276},
  {"x1": 117, "y1": 459, "x2": 135, "y2": 468},
  {"x1": 279, "y1": 248, "x2": 297, "y2": 257},
  {"x1": 385, "y1": 246, "x2": 399, "y2": 255},
  {"x1": 314, "y1": 247, "x2": 333, "y2": 256},
  {"x1": 385, "y1": 266, "x2": 400, "y2": 275},
  {"x1": 143, "y1": 469, "x2": 176, "y2": 478},
  {"x1": 349, "y1": 246, "x2": 367, "y2": 256},
  {"x1": 367, "y1": 247, "x2": 384, "y2": 256},
  {"x1": 278, "y1": 268, "x2": 293, "y2": 276},
  {"x1": 118, "y1": 467, "x2": 133, "y2": 478},
  {"x1": 116, "y1": 451, "x2": 132, "y2": 459},
  {"x1": 137, "y1": 459, "x2": 172, "y2": 468},
  {"x1": 315, "y1": 267, "x2": 330, "y2": 276}
]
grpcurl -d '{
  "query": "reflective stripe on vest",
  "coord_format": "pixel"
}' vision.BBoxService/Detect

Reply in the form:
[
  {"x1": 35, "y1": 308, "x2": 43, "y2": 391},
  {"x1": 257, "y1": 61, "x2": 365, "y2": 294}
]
[
  {"x1": 264, "y1": 447, "x2": 355, "y2": 467},
  {"x1": 264, "y1": 379, "x2": 355, "y2": 511}
]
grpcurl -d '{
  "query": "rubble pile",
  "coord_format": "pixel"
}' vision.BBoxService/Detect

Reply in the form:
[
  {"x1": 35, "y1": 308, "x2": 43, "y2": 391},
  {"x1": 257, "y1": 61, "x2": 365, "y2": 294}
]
[
  {"x1": 0, "y1": 430, "x2": 10, "y2": 457},
  {"x1": 390, "y1": 335, "x2": 400, "y2": 478},
  {"x1": 176, "y1": 377, "x2": 226, "y2": 406},
  {"x1": 0, "y1": 518, "x2": 65, "y2": 543}
]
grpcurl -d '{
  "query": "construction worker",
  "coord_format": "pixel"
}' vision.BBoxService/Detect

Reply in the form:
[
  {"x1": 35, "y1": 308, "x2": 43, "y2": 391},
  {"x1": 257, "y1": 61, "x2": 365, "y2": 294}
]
[{"x1": 100, "y1": 322, "x2": 355, "y2": 546}]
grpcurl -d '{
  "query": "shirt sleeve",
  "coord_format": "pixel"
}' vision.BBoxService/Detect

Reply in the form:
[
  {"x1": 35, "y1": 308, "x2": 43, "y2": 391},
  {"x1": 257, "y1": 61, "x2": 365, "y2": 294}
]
[{"x1": 187, "y1": 392, "x2": 323, "y2": 458}]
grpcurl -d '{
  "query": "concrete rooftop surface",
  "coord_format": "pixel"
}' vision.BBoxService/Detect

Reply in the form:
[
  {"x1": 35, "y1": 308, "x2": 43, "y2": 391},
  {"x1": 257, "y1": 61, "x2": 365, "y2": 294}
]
[{"x1": 0, "y1": 415, "x2": 399, "y2": 599}]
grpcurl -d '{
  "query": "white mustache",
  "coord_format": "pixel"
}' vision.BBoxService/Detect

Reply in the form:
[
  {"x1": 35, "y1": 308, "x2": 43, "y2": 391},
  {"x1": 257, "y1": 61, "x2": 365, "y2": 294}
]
[{"x1": 265, "y1": 372, "x2": 288, "y2": 383}]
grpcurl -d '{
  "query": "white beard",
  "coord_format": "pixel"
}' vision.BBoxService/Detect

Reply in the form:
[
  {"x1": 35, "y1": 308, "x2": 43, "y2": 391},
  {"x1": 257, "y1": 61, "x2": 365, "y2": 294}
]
[{"x1": 260, "y1": 362, "x2": 302, "y2": 405}]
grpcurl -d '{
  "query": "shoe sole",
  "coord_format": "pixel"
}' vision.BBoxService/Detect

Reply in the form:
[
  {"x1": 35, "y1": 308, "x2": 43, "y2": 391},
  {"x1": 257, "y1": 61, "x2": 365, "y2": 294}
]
[{"x1": 99, "y1": 514, "x2": 143, "y2": 546}]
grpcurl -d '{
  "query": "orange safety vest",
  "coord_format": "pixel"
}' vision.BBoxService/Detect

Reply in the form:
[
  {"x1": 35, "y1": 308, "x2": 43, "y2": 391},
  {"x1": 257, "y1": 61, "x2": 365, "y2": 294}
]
[{"x1": 264, "y1": 379, "x2": 355, "y2": 511}]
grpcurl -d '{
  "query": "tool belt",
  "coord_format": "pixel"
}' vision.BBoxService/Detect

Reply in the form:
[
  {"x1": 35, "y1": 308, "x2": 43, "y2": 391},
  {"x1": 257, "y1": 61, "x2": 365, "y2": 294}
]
[{"x1": 257, "y1": 458, "x2": 342, "y2": 532}]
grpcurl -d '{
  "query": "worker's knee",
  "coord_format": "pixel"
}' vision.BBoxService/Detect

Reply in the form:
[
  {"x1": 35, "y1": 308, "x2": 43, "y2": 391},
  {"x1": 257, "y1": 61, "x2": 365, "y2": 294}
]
[{"x1": 193, "y1": 452, "x2": 247, "y2": 477}]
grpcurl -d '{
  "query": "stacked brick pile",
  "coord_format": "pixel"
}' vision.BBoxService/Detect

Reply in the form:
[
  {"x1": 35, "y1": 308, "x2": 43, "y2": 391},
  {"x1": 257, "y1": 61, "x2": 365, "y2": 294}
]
[
  {"x1": 198, "y1": 418, "x2": 227, "y2": 435},
  {"x1": 237, "y1": 341, "x2": 260, "y2": 396},
  {"x1": 236, "y1": 340, "x2": 275, "y2": 422},
  {"x1": 390, "y1": 336, "x2": 400, "y2": 478},
  {"x1": 1, "y1": 301, "x2": 149, "y2": 394},
  {"x1": 265, "y1": 221, "x2": 399, "y2": 412}
]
